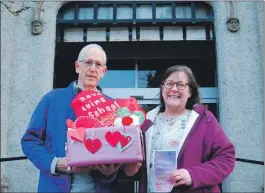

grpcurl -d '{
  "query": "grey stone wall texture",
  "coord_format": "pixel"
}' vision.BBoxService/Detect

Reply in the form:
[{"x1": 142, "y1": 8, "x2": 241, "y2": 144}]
[{"x1": 1, "y1": 1, "x2": 264, "y2": 192}]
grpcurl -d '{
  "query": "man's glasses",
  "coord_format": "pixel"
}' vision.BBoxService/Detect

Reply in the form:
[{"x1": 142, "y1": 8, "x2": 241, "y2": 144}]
[
  {"x1": 78, "y1": 60, "x2": 104, "y2": 70},
  {"x1": 163, "y1": 81, "x2": 189, "y2": 90}
]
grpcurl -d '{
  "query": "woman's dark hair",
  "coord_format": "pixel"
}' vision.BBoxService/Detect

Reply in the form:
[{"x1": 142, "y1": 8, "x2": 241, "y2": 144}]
[{"x1": 159, "y1": 65, "x2": 201, "y2": 113}]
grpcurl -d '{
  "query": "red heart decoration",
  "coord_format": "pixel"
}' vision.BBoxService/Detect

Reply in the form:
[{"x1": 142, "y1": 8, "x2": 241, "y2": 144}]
[
  {"x1": 105, "y1": 131, "x2": 122, "y2": 147},
  {"x1": 122, "y1": 116, "x2": 133, "y2": 126},
  {"x1": 84, "y1": 138, "x2": 102, "y2": 154},
  {"x1": 68, "y1": 127, "x2": 86, "y2": 142},
  {"x1": 116, "y1": 97, "x2": 144, "y2": 112},
  {"x1": 119, "y1": 135, "x2": 132, "y2": 148},
  {"x1": 66, "y1": 119, "x2": 75, "y2": 128}
]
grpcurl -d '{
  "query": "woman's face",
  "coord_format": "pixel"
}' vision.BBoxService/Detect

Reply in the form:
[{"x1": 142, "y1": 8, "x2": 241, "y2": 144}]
[{"x1": 162, "y1": 71, "x2": 191, "y2": 111}]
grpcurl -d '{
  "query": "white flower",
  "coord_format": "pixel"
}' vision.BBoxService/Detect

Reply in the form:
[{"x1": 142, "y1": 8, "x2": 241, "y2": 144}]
[
  {"x1": 114, "y1": 117, "x2": 123, "y2": 126},
  {"x1": 130, "y1": 115, "x2": 139, "y2": 126}
]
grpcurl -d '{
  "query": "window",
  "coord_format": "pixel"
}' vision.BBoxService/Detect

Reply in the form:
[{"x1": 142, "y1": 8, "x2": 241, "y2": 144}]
[
  {"x1": 136, "y1": 5, "x2": 152, "y2": 19},
  {"x1": 117, "y1": 5, "x2": 133, "y2": 19},
  {"x1": 79, "y1": 7, "x2": 94, "y2": 20},
  {"x1": 156, "y1": 4, "x2": 172, "y2": 19},
  {"x1": 58, "y1": 2, "x2": 213, "y2": 24},
  {"x1": 98, "y1": 5, "x2": 113, "y2": 20}
]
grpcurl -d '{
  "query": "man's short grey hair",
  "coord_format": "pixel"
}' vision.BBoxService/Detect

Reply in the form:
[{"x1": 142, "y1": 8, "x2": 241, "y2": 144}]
[{"x1": 77, "y1": 44, "x2": 107, "y2": 66}]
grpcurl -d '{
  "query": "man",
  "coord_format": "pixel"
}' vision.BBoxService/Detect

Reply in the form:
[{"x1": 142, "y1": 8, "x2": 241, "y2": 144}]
[{"x1": 21, "y1": 44, "x2": 121, "y2": 192}]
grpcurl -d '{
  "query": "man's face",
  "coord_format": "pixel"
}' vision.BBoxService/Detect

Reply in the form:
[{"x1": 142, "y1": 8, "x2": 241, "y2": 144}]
[{"x1": 75, "y1": 47, "x2": 107, "y2": 90}]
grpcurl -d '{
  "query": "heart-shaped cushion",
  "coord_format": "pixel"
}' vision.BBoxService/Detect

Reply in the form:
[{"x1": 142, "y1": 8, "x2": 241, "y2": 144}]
[
  {"x1": 66, "y1": 119, "x2": 75, "y2": 128},
  {"x1": 117, "y1": 132, "x2": 134, "y2": 152},
  {"x1": 116, "y1": 97, "x2": 143, "y2": 113},
  {"x1": 105, "y1": 131, "x2": 122, "y2": 147},
  {"x1": 74, "y1": 116, "x2": 102, "y2": 128},
  {"x1": 68, "y1": 127, "x2": 86, "y2": 142},
  {"x1": 71, "y1": 90, "x2": 119, "y2": 121},
  {"x1": 84, "y1": 138, "x2": 102, "y2": 154}
]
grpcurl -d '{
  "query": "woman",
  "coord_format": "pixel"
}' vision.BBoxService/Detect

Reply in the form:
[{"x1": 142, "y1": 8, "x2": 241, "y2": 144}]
[{"x1": 124, "y1": 65, "x2": 235, "y2": 193}]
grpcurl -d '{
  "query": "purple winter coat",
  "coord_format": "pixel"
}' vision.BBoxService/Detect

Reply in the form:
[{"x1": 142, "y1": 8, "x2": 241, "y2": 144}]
[{"x1": 138, "y1": 104, "x2": 236, "y2": 193}]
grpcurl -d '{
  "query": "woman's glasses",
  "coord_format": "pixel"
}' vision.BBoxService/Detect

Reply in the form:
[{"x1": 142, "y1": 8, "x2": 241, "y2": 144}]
[{"x1": 163, "y1": 81, "x2": 189, "y2": 90}]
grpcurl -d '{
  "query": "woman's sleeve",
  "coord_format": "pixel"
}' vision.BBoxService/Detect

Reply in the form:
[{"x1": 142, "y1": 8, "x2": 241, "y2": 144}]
[{"x1": 186, "y1": 111, "x2": 236, "y2": 189}]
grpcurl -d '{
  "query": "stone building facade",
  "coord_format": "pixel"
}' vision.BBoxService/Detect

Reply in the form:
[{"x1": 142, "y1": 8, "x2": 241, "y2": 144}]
[{"x1": 1, "y1": 1, "x2": 264, "y2": 192}]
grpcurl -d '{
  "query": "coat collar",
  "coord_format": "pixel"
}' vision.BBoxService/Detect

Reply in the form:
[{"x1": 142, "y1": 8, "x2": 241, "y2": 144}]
[{"x1": 142, "y1": 104, "x2": 209, "y2": 132}]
